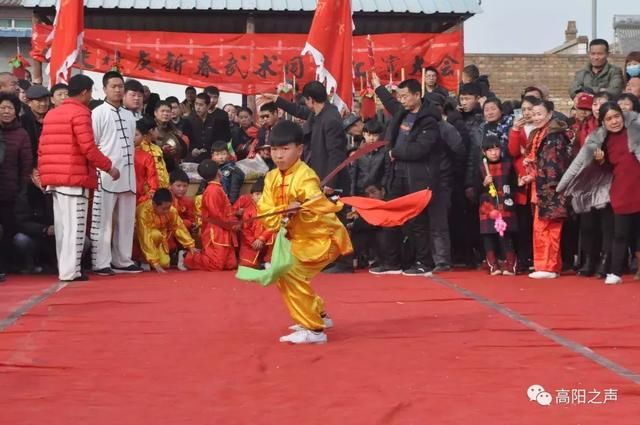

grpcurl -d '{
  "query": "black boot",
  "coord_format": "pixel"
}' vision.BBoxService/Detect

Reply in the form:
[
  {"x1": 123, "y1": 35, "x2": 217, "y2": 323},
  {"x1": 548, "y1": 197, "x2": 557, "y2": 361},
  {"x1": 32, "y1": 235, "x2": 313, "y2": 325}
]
[
  {"x1": 577, "y1": 255, "x2": 595, "y2": 277},
  {"x1": 595, "y1": 253, "x2": 610, "y2": 279}
]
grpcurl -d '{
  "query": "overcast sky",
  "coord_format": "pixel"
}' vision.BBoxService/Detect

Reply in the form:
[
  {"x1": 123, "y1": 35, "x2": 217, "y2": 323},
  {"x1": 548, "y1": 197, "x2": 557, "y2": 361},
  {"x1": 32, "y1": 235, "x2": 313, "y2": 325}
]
[{"x1": 464, "y1": 0, "x2": 640, "y2": 53}]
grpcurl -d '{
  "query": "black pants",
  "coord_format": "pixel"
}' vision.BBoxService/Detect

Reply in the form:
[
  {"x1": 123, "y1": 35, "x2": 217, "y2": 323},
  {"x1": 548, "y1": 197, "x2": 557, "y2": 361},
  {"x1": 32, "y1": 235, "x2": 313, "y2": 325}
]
[
  {"x1": 514, "y1": 204, "x2": 533, "y2": 268},
  {"x1": 450, "y1": 188, "x2": 482, "y2": 266},
  {"x1": 380, "y1": 175, "x2": 430, "y2": 268},
  {"x1": 579, "y1": 206, "x2": 613, "y2": 261},
  {"x1": 561, "y1": 213, "x2": 580, "y2": 269},
  {"x1": 611, "y1": 212, "x2": 640, "y2": 276},
  {"x1": 0, "y1": 200, "x2": 17, "y2": 274},
  {"x1": 482, "y1": 233, "x2": 515, "y2": 257},
  {"x1": 428, "y1": 186, "x2": 451, "y2": 266}
]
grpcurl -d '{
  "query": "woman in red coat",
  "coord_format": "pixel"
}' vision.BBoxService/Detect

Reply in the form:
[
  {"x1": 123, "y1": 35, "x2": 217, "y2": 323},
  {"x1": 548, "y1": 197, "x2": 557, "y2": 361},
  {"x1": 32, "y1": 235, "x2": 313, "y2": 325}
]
[
  {"x1": 596, "y1": 102, "x2": 640, "y2": 284},
  {"x1": 0, "y1": 93, "x2": 32, "y2": 281}
]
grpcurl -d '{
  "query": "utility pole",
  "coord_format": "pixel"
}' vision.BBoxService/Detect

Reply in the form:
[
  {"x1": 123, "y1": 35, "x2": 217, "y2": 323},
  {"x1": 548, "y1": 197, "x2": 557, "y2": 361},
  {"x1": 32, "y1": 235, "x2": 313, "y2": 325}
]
[{"x1": 592, "y1": 0, "x2": 597, "y2": 40}]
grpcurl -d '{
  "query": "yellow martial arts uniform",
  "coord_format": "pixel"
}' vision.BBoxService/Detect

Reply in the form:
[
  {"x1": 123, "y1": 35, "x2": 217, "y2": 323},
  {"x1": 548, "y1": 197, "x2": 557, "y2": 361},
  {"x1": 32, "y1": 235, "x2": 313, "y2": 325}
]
[
  {"x1": 140, "y1": 136, "x2": 170, "y2": 188},
  {"x1": 136, "y1": 199, "x2": 195, "y2": 268},
  {"x1": 258, "y1": 160, "x2": 353, "y2": 331}
]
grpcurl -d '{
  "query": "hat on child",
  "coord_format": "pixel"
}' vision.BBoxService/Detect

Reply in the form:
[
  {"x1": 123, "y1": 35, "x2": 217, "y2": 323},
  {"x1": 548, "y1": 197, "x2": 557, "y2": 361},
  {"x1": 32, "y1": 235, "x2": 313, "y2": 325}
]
[{"x1": 575, "y1": 92, "x2": 594, "y2": 111}]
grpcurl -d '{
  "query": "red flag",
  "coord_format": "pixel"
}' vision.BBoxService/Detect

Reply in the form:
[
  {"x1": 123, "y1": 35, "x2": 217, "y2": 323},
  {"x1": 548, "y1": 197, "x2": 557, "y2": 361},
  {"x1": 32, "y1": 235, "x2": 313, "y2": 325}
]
[
  {"x1": 341, "y1": 190, "x2": 432, "y2": 227},
  {"x1": 46, "y1": 0, "x2": 84, "y2": 86},
  {"x1": 301, "y1": 0, "x2": 353, "y2": 112}
]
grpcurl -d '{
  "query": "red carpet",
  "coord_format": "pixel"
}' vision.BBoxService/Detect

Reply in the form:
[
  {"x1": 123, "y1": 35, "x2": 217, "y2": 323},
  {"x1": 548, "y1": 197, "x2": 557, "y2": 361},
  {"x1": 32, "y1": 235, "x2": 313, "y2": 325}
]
[{"x1": 0, "y1": 270, "x2": 639, "y2": 424}]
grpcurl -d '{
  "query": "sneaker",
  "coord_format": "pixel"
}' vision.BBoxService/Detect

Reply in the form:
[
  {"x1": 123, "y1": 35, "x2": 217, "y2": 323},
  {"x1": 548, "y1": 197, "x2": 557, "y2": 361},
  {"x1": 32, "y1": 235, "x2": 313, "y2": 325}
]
[
  {"x1": 604, "y1": 274, "x2": 622, "y2": 285},
  {"x1": 433, "y1": 264, "x2": 452, "y2": 273},
  {"x1": 289, "y1": 316, "x2": 333, "y2": 332},
  {"x1": 140, "y1": 263, "x2": 151, "y2": 272},
  {"x1": 112, "y1": 264, "x2": 144, "y2": 274},
  {"x1": 369, "y1": 265, "x2": 403, "y2": 275},
  {"x1": 0, "y1": 273, "x2": 5, "y2": 283},
  {"x1": 528, "y1": 271, "x2": 558, "y2": 279},
  {"x1": 488, "y1": 264, "x2": 502, "y2": 276},
  {"x1": 402, "y1": 262, "x2": 433, "y2": 277},
  {"x1": 322, "y1": 264, "x2": 354, "y2": 274},
  {"x1": 60, "y1": 274, "x2": 90, "y2": 283},
  {"x1": 502, "y1": 269, "x2": 516, "y2": 277},
  {"x1": 177, "y1": 251, "x2": 187, "y2": 272},
  {"x1": 279, "y1": 329, "x2": 327, "y2": 344},
  {"x1": 93, "y1": 267, "x2": 116, "y2": 276},
  {"x1": 634, "y1": 271, "x2": 640, "y2": 281}
]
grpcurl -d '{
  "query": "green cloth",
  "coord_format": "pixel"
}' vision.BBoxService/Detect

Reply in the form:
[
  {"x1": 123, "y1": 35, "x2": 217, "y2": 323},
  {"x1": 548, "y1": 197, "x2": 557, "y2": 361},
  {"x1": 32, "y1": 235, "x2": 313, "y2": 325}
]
[{"x1": 235, "y1": 227, "x2": 293, "y2": 286}]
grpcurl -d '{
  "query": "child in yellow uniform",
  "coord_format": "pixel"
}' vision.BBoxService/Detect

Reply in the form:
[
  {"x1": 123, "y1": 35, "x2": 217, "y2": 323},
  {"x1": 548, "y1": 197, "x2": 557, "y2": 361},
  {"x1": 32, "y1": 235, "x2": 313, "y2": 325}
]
[
  {"x1": 258, "y1": 121, "x2": 353, "y2": 344},
  {"x1": 136, "y1": 188, "x2": 197, "y2": 273}
]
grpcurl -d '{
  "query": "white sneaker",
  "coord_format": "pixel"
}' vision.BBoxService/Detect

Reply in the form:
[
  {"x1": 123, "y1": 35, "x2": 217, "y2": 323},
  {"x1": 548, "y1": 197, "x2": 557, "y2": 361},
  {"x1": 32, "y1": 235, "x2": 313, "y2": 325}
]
[
  {"x1": 177, "y1": 250, "x2": 187, "y2": 271},
  {"x1": 263, "y1": 262, "x2": 272, "y2": 270},
  {"x1": 279, "y1": 329, "x2": 327, "y2": 344},
  {"x1": 289, "y1": 316, "x2": 333, "y2": 332},
  {"x1": 604, "y1": 274, "x2": 622, "y2": 285},
  {"x1": 140, "y1": 263, "x2": 151, "y2": 272},
  {"x1": 528, "y1": 271, "x2": 558, "y2": 279}
]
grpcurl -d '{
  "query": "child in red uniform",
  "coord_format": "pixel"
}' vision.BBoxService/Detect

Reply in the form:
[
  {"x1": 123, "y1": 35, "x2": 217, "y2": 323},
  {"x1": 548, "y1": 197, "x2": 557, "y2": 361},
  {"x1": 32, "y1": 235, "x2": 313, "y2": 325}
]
[
  {"x1": 134, "y1": 118, "x2": 160, "y2": 204},
  {"x1": 169, "y1": 170, "x2": 195, "y2": 233},
  {"x1": 233, "y1": 177, "x2": 274, "y2": 268},
  {"x1": 182, "y1": 160, "x2": 239, "y2": 271}
]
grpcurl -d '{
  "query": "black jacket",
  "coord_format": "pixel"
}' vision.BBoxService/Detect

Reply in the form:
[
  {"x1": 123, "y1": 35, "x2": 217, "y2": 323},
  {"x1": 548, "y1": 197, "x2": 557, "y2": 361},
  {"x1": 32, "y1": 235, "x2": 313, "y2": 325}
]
[
  {"x1": 209, "y1": 108, "x2": 231, "y2": 144},
  {"x1": 219, "y1": 161, "x2": 245, "y2": 204},
  {"x1": 16, "y1": 183, "x2": 54, "y2": 238},
  {"x1": 20, "y1": 108, "x2": 44, "y2": 166},
  {"x1": 350, "y1": 145, "x2": 391, "y2": 195},
  {"x1": 438, "y1": 120, "x2": 467, "y2": 188},
  {"x1": 275, "y1": 98, "x2": 349, "y2": 192},
  {"x1": 375, "y1": 86, "x2": 443, "y2": 192}
]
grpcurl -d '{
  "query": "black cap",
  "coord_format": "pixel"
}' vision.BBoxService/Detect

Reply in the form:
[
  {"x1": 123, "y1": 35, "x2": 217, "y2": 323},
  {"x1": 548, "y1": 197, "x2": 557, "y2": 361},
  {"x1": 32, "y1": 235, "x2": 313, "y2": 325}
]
[
  {"x1": 342, "y1": 114, "x2": 361, "y2": 131},
  {"x1": 26, "y1": 85, "x2": 51, "y2": 100}
]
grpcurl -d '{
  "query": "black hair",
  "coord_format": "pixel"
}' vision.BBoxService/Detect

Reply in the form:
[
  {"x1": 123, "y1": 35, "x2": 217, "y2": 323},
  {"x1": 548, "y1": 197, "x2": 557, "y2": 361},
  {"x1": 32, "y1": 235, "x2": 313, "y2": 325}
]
[
  {"x1": 301, "y1": 81, "x2": 328, "y2": 103},
  {"x1": 211, "y1": 141, "x2": 229, "y2": 153},
  {"x1": 102, "y1": 71, "x2": 124, "y2": 88},
  {"x1": 270, "y1": 120, "x2": 304, "y2": 146},
  {"x1": 170, "y1": 169, "x2": 190, "y2": 184},
  {"x1": 152, "y1": 188, "x2": 173, "y2": 205},
  {"x1": 197, "y1": 159, "x2": 219, "y2": 182},
  {"x1": 501, "y1": 100, "x2": 517, "y2": 116},
  {"x1": 68, "y1": 74, "x2": 94, "y2": 97},
  {"x1": 531, "y1": 99, "x2": 554, "y2": 112},
  {"x1": 0, "y1": 93, "x2": 21, "y2": 116},
  {"x1": 259, "y1": 102, "x2": 278, "y2": 113},
  {"x1": 617, "y1": 93, "x2": 640, "y2": 113},
  {"x1": 589, "y1": 38, "x2": 610, "y2": 53},
  {"x1": 424, "y1": 66, "x2": 438, "y2": 75},
  {"x1": 363, "y1": 119, "x2": 384, "y2": 135},
  {"x1": 397, "y1": 79, "x2": 422, "y2": 95},
  {"x1": 482, "y1": 134, "x2": 501, "y2": 151},
  {"x1": 463, "y1": 64, "x2": 480, "y2": 81},
  {"x1": 598, "y1": 101, "x2": 623, "y2": 126},
  {"x1": 593, "y1": 92, "x2": 611, "y2": 102},
  {"x1": 154, "y1": 100, "x2": 171, "y2": 112},
  {"x1": 223, "y1": 103, "x2": 237, "y2": 112},
  {"x1": 50, "y1": 83, "x2": 68, "y2": 95},
  {"x1": 124, "y1": 79, "x2": 144, "y2": 94},
  {"x1": 185, "y1": 86, "x2": 196, "y2": 93},
  {"x1": 425, "y1": 92, "x2": 446, "y2": 107},
  {"x1": 483, "y1": 97, "x2": 503, "y2": 112},
  {"x1": 204, "y1": 86, "x2": 220, "y2": 97},
  {"x1": 136, "y1": 116, "x2": 157, "y2": 134},
  {"x1": 251, "y1": 177, "x2": 265, "y2": 193},
  {"x1": 576, "y1": 87, "x2": 595, "y2": 95},
  {"x1": 17, "y1": 79, "x2": 31, "y2": 91},
  {"x1": 238, "y1": 106, "x2": 253, "y2": 115},
  {"x1": 459, "y1": 83, "x2": 481, "y2": 97},
  {"x1": 522, "y1": 86, "x2": 544, "y2": 99},
  {"x1": 195, "y1": 92, "x2": 210, "y2": 105},
  {"x1": 521, "y1": 95, "x2": 540, "y2": 107},
  {"x1": 165, "y1": 96, "x2": 180, "y2": 106}
]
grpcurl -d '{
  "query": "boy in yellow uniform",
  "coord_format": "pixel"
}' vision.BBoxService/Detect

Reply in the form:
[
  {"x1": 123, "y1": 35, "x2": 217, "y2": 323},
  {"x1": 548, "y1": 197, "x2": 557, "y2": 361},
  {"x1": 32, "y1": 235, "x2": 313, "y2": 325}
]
[
  {"x1": 136, "y1": 188, "x2": 196, "y2": 273},
  {"x1": 258, "y1": 121, "x2": 353, "y2": 344}
]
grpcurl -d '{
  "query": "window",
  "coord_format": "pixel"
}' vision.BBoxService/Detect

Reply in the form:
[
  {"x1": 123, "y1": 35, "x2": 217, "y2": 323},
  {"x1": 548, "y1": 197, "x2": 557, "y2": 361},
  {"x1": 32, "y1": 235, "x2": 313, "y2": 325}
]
[
  {"x1": 14, "y1": 19, "x2": 32, "y2": 28},
  {"x1": 0, "y1": 19, "x2": 12, "y2": 28}
]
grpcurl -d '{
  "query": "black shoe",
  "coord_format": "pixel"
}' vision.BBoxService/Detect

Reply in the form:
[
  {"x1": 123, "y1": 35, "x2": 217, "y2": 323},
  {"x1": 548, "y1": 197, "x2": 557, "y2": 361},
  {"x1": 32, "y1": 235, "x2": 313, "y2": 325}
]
[
  {"x1": 433, "y1": 263, "x2": 452, "y2": 273},
  {"x1": 0, "y1": 273, "x2": 6, "y2": 283},
  {"x1": 369, "y1": 265, "x2": 403, "y2": 275},
  {"x1": 112, "y1": 264, "x2": 144, "y2": 274},
  {"x1": 322, "y1": 264, "x2": 354, "y2": 274},
  {"x1": 61, "y1": 274, "x2": 90, "y2": 283},
  {"x1": 402, "y1": 262, "x2": 433, "y2": 277},
  {"x1": 93, "y1": 267, "x2": 116, "y2": 276},
  {"x1": 595, "y1": 253, "x2": 610, "y2": 279},
  {"x1": 577, "y1": 255, "x2": 595, "y2": 277}
]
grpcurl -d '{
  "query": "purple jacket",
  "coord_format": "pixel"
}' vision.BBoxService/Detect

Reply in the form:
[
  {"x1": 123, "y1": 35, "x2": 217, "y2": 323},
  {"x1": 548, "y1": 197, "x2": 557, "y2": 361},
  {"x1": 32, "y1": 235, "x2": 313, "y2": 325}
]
[{"x1": 0, "y1": 120, "x2": 32, "y2": 202}]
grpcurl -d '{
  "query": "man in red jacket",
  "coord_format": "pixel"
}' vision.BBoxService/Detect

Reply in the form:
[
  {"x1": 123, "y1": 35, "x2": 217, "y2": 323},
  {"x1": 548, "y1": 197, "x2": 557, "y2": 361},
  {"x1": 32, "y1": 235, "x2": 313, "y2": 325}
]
[{"x1": 38, "y1": 75, "x2": 120, "y2": 282}]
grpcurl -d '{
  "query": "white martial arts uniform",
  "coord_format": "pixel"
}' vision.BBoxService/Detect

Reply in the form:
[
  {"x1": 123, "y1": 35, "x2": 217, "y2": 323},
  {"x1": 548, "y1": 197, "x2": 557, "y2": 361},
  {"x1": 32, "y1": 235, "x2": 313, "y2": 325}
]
[
  {"x1": 90, "y1": 101, "x2": 137, "y2": 270},
  {"x1": 47, "y1": 186, "x2": 90, "y2": 281}
]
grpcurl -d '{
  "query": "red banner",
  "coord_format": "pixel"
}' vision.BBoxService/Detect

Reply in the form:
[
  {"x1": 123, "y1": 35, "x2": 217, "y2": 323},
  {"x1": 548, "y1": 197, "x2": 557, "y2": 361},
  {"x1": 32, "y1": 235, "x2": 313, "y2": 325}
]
[{"x1": 32, "y1": 24, "x2": 462, "y2": 94}]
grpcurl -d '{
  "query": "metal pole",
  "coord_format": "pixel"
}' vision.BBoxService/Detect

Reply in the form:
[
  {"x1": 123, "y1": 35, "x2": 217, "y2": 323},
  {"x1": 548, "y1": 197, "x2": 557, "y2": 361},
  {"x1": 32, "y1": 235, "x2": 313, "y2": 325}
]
[{"x1": 592, "y1": 0, "x2": 597, "y2": 40}]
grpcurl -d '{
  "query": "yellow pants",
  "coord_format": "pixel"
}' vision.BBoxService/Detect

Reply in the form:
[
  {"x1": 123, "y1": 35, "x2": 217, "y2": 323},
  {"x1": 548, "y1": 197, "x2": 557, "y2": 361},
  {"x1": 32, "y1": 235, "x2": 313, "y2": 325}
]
[
  {"x1": 277, "y1": 243, "x2": 339, "y2": 331},
  {"x1": 148, "y1": 229, "x2": 171, "y2": 268}
]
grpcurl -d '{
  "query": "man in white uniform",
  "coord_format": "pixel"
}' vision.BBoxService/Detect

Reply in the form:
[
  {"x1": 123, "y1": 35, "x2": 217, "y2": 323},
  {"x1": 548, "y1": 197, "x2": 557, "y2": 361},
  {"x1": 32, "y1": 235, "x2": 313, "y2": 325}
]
[{"x1": 90, "y1": 71, "x2": 142, "y2": 275}]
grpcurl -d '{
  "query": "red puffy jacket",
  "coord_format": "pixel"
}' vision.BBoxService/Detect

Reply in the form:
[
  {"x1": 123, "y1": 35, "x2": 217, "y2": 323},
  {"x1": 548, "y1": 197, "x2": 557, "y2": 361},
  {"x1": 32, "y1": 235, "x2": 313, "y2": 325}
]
[{"x1": 38, "y1": 98, "x2": 112, "y2": 189}]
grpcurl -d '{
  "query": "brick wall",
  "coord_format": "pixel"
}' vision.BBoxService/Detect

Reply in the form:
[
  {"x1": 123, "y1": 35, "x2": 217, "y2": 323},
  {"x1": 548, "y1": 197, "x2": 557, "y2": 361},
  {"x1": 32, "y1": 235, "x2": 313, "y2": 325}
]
[{"x1": 464, "y1": 54, "x2": 627, "y2": 114}]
